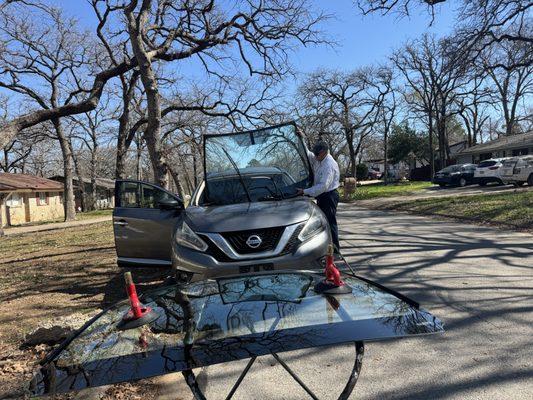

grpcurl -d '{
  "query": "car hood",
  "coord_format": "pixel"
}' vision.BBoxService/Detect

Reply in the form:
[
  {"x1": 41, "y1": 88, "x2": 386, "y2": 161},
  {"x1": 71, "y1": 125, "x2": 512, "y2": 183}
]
[{"x1": 185, "y1": 198, "x2": 315, "y2": 232}]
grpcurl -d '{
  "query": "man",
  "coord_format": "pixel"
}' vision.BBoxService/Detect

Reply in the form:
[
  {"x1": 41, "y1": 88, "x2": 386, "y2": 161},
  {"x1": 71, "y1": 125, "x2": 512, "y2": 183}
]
[{"x1": 297, "y1": 140, "x2": 341, "y2": 252}]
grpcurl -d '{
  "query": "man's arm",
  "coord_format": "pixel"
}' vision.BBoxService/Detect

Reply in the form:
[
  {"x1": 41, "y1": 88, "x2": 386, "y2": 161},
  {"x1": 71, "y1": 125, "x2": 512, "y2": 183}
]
[{"x1": 303, "y1": 163, "x2": 335, "y2": 197}]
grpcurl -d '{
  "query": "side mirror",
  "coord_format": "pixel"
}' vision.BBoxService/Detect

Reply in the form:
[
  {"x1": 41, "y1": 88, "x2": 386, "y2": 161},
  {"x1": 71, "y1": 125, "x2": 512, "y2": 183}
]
[{"x1": 158, "y1": 198, "x2": 184, "y2": 210}]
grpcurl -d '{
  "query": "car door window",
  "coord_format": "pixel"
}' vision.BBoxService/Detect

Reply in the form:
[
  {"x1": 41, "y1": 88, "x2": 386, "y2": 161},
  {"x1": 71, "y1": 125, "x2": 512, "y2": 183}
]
[
  {"x1": 119, "y1": 182, "x2": 139, "y2": 208},
  {"x1": 140, "y1": 183, "x2": 175, "y2": 208}
]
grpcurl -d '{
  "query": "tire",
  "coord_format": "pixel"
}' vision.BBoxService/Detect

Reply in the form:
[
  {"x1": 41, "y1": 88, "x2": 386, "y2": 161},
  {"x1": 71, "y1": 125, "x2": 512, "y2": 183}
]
[
  {"x1": 528, "y1": 174, "x2": 533, "y2": 186},
  {"x1": 514, "y1": 182, "x2": 525, "y2": 187},
  {"x1": 478, "y1": 180, "x2": 487, "y2": 187},
  {"x1": 459, "y1": 177, "x2": 467, "y2": 187},
  {"x1": 439, "y1": 183, "x2": 446, "y2": 188}
]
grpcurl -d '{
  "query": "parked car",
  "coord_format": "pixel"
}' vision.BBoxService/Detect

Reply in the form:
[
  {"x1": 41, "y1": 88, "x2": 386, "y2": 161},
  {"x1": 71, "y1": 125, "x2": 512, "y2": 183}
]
[
  {"x1": 433, "y1": 164, "x2": 477, "y2": 187},
  {"x1": 368, "y1": 168, "x2": 383, "y2": 180},
  {"x1": 112, "y1": 123, "x2": 330, "y2": 282},
  {"x1": 474, "y1": 158, "x2": 509, "y2": 186},
  {"x1": 500, "y1": 155, "x2": 533, "y2": 186}
]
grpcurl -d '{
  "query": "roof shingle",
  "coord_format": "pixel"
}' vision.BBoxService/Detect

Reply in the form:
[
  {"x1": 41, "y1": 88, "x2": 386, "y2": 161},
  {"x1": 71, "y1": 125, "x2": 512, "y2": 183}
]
[
  {"x1": 459, "y1": 132, "x2": 533, "y2": 155},
  {"x1": 0, "y1": 173, "x2": 64, "y2": 192}
]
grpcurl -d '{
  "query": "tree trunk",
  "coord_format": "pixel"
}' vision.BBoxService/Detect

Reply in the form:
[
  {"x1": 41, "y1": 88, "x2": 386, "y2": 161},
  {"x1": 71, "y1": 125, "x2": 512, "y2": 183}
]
[
  {"x1": 115, "y1": 73, "x2": 139, "y2": 179},
  {"x1": 90, "y1": 144, "x2": 98, "y2": 210},
  {"x1": 0, "y1": 193, "x2": 5, "y2": 236},
  {"x1": 126, "y1": 2, "x2": 169, "y2": 188},
  {"x1": 192, "y1": 152, "x2": 198, "y2": 187},
  {"x1": 116, "y1": 127, "x2": 128, "y2": 180},
  {"x1": 71, "y1": 142, "x2": 87, "y2": 212},
  {"x1": 53, "y1": 118, "x2": 76, "y2": 221},
  {"x1": 136, "y1": 135, "x2": 142, "y2": 181},
  {"x1": 168, "y1": 165, "x2": 186, "y2": 200},
  {"x1": 384, "y1": 126, "x2": 389, "y2": 185},
  {"x1": 428, "y1": 114, "x2": 435, "y2": 178}
]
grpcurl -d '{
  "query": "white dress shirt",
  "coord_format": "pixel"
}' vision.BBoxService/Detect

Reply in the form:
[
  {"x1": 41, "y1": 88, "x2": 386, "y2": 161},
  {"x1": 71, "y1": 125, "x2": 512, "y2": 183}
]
[{"x1": 304, "y1": 150, "x2": 340, "y2": 197}]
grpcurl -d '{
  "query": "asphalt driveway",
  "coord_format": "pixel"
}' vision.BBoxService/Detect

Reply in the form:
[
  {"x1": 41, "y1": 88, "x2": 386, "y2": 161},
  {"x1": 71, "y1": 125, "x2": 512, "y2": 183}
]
[{"x1": 157, "y1": 204, "x2": 533, "y2": 400}]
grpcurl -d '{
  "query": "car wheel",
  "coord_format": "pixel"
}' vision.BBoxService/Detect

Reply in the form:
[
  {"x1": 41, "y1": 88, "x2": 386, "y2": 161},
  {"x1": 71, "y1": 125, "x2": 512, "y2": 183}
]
[
  {"x1": 439, "y1": 183, "x2": 446, "y2": 188},
  {"x1": 478, "y1": 180, "x2": 486, "y2": 187},
  {"x1": 528, "y1": 174, "x2": 533, "y2": 186},
  {"x1": 497, "y1": 179, "x2": 504, "y2": 186},
  {"x1": 459, "y1": 177, "x2": 467, "y2": 187},
  {"x1": 514, "y1": 182, "x2": 525, "y2": 187}
]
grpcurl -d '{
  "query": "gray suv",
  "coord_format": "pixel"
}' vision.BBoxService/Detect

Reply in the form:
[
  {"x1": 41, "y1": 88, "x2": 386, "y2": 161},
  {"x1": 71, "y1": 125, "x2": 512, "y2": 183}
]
[{"x1": 113, "y1": 123, "x2": 330, "y2": 281}]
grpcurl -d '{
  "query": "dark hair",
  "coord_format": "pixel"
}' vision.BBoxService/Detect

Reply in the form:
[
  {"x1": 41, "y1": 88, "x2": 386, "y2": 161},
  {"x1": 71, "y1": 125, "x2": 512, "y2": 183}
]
[{"x1": 312, "y1": 140, "x2": 329, "y2": 156}]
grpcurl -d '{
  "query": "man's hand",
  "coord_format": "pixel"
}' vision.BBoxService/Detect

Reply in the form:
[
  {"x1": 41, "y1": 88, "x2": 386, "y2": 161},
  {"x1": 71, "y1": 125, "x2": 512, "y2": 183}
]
[{"x1": 296, "y1": 188, "x2": 305, "y2": 196}]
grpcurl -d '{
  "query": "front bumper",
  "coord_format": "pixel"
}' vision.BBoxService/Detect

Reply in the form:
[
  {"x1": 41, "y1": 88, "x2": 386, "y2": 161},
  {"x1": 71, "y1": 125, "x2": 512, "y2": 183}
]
[
  {"x1": 172, "y1": 229, "x2": 330, "y2": 281},
  {"x1": 433, "y1": 176, "x2": 454, "y2": 184}
]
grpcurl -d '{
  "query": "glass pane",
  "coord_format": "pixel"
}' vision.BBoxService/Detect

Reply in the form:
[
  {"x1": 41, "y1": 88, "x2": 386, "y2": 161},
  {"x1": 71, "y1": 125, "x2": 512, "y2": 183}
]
[
  {"x1": 140, "y1": 184, "x2": 174, "y2": 209},
  {"x1": 30, "y1": 272, "x2": 444, "y2": 396},
  {"x1": 204, "y1": 124, "x2": 311, "y2": 205},
  {"x1": 119, "y1": 182, "x2": 139, "y2": 208}
]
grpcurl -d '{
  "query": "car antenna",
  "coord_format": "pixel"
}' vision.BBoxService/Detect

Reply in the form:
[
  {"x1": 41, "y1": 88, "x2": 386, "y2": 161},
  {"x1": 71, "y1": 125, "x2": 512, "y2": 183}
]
[{"x1": 220, "y1": 147, "x2": 252, "y2": 203}]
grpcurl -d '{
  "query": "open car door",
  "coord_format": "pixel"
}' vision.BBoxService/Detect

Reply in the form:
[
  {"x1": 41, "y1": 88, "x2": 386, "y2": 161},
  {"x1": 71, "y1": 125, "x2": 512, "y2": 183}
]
[
  {"x1": 113, "y1": 180, "x2": 184, "y2": 267},
  {"x1": 29, "y1": 271, "x2": 444, "y2": 397}
]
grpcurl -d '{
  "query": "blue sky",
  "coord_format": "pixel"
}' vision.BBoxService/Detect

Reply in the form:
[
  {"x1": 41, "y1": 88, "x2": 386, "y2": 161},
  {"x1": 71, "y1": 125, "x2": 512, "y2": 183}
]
[{"x1": 58, "y1": 0, "x2": 458, "y2": 74}]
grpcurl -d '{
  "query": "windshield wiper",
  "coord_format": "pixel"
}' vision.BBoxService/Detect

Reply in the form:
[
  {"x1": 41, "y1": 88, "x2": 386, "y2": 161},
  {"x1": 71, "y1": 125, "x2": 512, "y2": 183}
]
[{"x1": 219, "y1": 147, "x2": 252, "y2": 203}]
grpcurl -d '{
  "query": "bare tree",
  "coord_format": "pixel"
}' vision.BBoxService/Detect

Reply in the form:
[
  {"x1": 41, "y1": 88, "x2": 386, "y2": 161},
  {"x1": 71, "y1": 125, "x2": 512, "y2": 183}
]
[
  {"x1": 357, "y1": 0, "x2": 532, "y2": 65},
  {"x1": 376, "y1": 66, "x2": 397, "y2": 184},
  {"x1": 482, "y1": 39, "x2": 533, "y2": 136},
  {"x1": 455, "y1": 74, "x2": 493, "y2": 146},
  {"x1": 0, "y1": 4, "x2": 96, "y2": 220},
  {"x1": 299, "y1": 67, "x2": 388, "y2": 178},
  {"x1": 392, "y1": 34, "x2": 470, "y2": 172}
]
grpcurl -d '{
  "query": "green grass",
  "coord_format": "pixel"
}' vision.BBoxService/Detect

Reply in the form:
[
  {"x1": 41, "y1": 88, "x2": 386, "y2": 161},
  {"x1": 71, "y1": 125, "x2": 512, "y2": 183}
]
[
  {"x1": 342, "y1": 181, "x2": 433, "y2": 201},
  {"x1": 76, "y1": 208, "x2": 113, "y2": 220},
  {"x1": 385, "y1": 191, "x2": 533, "y2": 229}
]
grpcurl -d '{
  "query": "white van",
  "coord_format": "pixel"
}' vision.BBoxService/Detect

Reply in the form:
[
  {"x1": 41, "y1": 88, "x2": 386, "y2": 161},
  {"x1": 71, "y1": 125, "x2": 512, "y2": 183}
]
[{"x1": 500, "y1": 155, "x2": 533, "y2": 186}]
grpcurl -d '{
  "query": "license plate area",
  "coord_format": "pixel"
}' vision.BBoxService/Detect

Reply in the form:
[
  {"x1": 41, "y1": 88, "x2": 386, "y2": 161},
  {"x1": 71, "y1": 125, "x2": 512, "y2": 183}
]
[{"x1": 239, "y1": 263, "x2": 274, "y2": 274}]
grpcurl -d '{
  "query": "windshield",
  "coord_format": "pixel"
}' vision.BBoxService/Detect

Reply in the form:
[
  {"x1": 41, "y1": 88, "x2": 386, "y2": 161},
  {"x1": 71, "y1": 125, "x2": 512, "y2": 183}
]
[
  {"x1": 203, "y1": 123, "x2": 311, "y2": 205},
  {"x1": 478, "y1": 160, "x2": 497, "y2": 168},
  {"x1": 30, "y1": 272, "x2": 444, "y2": 396}
]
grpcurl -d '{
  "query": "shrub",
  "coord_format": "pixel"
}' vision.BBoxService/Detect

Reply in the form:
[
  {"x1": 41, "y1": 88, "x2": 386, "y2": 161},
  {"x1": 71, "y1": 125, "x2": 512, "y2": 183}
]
[{"x1": 356, "y1": 164, "x2": 368, "y2": 181}]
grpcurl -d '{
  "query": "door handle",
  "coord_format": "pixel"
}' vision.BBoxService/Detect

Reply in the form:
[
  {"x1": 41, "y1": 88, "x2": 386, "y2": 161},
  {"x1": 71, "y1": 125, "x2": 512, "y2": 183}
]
[{"x1": 114, "y1": 219, "x2": 128, "y2": 226}]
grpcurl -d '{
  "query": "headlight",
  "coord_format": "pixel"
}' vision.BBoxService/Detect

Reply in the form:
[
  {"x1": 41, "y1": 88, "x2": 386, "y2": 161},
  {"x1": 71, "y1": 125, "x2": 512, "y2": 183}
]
[
  {"x1": 298, "y1": 208, "x2": 327, "y2": 242},
  {"x1": 451, "y1": 172, "x2": 461, "y2": 175},
  {"x1": 175, "y1": 221, "x2": 208, "y2": 252}
]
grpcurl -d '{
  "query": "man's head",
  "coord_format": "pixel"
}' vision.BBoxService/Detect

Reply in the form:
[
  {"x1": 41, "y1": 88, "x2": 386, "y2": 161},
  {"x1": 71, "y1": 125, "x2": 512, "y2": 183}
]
[{"x1": 312, "y1": 140, "x2": 329, "y2": 161}]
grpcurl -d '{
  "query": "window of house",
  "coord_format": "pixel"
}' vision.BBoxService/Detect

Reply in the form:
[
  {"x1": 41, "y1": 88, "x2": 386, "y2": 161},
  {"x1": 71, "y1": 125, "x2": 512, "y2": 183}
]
[
  {"x1": 6, "y1": 193, "x2": 22, "y2": 207},
  {"x1": 512, "y1": 148, "x2": 529, "y2": 156},
  {"x1": 36, "y1": 192, "x2": 48, "y2": 206}
]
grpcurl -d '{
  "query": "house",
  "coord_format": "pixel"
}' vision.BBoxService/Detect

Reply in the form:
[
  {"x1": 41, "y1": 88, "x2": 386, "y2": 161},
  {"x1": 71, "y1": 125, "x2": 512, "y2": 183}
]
[
  {"x1": 0, "y1": 173, "x2": 64, "y2": 227},
  {"x1": 435, "y1": 141, "x2": 470, "y2": 165},
  {"x1": 363, "y1": 159, "x2": 411, "y2": 180},
  {"x1": 50, "y1": 176, "x2": 115, "y2": 210},
  {"x1": 457, "y1": 131, "x2": 533, "y2": 163}
]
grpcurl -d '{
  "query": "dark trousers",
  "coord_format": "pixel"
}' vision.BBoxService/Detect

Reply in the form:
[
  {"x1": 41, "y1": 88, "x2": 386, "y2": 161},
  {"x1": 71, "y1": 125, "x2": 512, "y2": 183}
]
[{"x1": 317, "y1": 189, "x2": 340, "y2": 251}]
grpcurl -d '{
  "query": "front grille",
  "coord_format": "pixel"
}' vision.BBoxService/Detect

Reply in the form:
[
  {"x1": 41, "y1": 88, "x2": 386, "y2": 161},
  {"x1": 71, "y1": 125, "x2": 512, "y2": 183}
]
[{"x1": 222, "y1": 227, "x2": 285, "y2": 254}]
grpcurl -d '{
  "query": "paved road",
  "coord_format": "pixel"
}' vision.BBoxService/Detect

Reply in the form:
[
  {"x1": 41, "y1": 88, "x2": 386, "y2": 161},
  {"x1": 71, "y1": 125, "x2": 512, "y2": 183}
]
[{"x1": 148, "y1": 204, "x2": 533, "y2": 400}]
